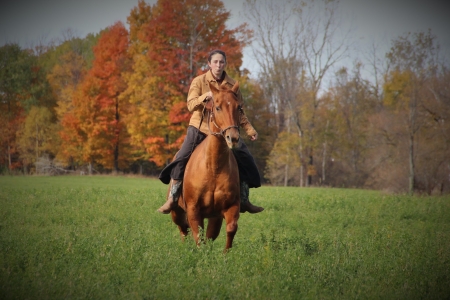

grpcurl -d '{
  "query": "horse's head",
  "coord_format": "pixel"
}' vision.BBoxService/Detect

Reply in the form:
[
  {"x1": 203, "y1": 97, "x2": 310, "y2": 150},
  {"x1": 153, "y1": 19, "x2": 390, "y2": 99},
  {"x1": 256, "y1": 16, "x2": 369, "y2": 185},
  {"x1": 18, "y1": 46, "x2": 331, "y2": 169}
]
[{"x1": 208, "y1": 81, "x2": 242, "y2": 149}]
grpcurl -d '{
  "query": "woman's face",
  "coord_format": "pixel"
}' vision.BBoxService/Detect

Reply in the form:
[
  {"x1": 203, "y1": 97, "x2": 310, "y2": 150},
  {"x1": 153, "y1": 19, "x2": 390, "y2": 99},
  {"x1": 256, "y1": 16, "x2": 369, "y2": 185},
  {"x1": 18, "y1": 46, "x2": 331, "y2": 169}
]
[{"x1": 208, "y1": 53, "x2": 226, "y2": 78}]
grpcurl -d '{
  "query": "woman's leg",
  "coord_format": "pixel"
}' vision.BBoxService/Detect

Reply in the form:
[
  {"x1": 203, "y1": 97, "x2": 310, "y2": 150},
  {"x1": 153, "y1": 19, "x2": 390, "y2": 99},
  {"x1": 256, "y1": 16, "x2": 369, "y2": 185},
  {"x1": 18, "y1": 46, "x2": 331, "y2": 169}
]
[
  {"x1": 157, "y1": 126, "x2": 206, "y2": 213},
  {"x1": 233, "y1": 142, "x2": 264, "y2": 213}
]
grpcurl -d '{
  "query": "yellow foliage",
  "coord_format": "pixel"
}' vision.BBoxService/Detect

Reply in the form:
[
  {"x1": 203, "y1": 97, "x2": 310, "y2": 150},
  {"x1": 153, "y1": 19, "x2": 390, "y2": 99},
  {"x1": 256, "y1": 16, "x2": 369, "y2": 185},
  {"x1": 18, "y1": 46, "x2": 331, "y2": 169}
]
[
  {"x1": 383, "y1": 70, "x2": 414, "y2": 109},
  {"x1": 17, "y1": 106, "x2": 58, "y2": 165}
]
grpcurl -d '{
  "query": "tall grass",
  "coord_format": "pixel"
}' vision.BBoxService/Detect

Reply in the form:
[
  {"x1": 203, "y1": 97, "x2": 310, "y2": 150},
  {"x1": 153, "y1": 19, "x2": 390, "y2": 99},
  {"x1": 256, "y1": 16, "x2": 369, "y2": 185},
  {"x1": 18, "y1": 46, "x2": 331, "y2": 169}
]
[{"x1": 1, "y1": 176, "x2": 449, "y2": 299}]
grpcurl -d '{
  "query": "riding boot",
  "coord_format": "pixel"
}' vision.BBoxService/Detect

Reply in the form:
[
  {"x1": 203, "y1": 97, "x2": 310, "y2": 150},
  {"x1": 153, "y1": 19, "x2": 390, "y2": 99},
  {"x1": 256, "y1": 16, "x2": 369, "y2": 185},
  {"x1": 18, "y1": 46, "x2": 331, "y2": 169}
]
[
  {"x1": 239, "y1": 181, "x2": 264, "y2": 214},
  {"x1": 157, "y1": 179, "x2": 182, "y2": 214}
]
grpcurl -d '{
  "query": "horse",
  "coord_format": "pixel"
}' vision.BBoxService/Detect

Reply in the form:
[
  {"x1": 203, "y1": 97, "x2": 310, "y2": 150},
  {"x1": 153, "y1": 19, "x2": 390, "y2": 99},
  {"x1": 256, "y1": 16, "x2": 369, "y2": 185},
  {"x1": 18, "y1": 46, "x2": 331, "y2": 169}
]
[{"x1": 170, "y1": 81, "x2": 242, "y2": 251}]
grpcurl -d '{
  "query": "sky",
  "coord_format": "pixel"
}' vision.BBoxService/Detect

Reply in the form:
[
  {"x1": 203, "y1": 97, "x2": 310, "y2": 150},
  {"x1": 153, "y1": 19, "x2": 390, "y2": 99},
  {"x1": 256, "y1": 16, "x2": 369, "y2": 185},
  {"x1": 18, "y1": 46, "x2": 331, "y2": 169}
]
[{"x1": 1, "y1": 0, "x2": 449, "y2": 77}]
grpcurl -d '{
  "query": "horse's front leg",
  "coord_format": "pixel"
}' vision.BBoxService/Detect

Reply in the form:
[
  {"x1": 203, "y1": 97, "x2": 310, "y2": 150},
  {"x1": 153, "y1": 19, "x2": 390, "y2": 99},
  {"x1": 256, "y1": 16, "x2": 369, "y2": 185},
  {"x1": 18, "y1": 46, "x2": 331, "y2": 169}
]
[
  {"x1": 206, "y1": 217, "x2": 223, "y2": 241},
  {"x1": 171, "y1": 206, "x2": 189, "y2": 239},
  {"x1": 187, "y1": 209, "x2": 204, "y2": 246},
  {"x1": 223, "y1": 204, "x2": 240, "y2": 251}
]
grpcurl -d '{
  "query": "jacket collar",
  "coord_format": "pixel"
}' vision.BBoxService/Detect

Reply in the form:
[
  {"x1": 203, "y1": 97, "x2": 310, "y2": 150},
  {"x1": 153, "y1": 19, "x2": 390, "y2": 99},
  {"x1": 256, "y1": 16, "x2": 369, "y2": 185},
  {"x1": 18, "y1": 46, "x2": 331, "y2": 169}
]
[{"x1": 205, "y1": 70, "x2": 235, "y2": 86}]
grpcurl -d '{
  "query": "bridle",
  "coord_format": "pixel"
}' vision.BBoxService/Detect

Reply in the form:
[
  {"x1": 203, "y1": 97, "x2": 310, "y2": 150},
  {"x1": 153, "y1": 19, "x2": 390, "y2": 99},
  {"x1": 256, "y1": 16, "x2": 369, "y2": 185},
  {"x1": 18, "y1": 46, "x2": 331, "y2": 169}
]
[{"x1": 203, "y1": 102, "x2": 242, "y2": 138}]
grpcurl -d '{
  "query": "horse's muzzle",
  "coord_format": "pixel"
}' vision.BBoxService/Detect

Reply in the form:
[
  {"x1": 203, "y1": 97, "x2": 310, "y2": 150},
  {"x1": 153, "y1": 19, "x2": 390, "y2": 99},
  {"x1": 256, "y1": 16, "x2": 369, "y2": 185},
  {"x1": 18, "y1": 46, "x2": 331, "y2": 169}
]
[{"x1": 225, "y1": 128, "x2": 240, "y2": 149}]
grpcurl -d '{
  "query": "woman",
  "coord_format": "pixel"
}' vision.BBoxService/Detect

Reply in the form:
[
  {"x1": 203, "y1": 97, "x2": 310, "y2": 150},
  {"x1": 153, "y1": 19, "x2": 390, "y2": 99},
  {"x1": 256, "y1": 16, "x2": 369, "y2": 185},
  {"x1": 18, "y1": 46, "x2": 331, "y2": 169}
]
[{"x1": 157, "y1": 49, "x2": 264, "y2": 214}]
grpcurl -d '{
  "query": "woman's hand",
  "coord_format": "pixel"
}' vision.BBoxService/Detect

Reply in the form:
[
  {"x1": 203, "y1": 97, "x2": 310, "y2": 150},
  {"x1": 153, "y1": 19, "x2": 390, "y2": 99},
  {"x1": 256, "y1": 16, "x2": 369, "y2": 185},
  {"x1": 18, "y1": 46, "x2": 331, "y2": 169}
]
[{"x1": 203, "y1": 92, "x2": 213, "y2": 109}]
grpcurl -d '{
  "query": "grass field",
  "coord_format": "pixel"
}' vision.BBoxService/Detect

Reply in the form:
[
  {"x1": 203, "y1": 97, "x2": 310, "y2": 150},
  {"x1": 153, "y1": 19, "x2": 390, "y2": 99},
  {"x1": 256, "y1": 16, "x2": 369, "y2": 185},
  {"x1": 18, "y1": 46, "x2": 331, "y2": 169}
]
[{"x1": 1, "y1": 175, "x2": 449, "y2": 299}]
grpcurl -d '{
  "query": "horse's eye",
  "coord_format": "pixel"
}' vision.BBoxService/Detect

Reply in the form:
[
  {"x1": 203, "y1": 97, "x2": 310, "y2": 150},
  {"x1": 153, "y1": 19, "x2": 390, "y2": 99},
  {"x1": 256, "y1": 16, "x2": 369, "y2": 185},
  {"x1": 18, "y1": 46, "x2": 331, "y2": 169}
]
[
  {"x1": 237, "y1": 105, "x2": 243, "y2": 113},
  {"x1": 215, "y1": 106, "x2": 221, "y2": 111}
]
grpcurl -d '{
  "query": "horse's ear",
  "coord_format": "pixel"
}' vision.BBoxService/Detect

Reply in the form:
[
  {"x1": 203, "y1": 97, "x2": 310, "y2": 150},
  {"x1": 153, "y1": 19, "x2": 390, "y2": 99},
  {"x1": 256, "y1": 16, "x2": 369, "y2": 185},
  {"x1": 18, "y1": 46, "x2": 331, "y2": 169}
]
[{"x1": 231, "y1": 81, "x2": 239, "y2": 94}]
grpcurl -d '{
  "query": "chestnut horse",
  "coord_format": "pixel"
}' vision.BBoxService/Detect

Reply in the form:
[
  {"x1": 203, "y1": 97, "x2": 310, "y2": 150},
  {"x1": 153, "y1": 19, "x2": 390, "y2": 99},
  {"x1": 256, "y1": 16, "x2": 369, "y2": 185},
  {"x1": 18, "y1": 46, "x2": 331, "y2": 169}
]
[{"x1": 170, "y1": 82, "x2": 242, "y2": 250}]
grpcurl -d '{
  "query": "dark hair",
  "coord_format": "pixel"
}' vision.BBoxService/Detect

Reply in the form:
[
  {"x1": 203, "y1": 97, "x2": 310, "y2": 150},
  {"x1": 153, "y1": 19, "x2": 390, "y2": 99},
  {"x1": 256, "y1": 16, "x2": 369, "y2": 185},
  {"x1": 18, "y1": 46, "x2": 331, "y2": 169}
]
[{"x1": 208, "y1": 49, "x2": 227, "y2": 63}]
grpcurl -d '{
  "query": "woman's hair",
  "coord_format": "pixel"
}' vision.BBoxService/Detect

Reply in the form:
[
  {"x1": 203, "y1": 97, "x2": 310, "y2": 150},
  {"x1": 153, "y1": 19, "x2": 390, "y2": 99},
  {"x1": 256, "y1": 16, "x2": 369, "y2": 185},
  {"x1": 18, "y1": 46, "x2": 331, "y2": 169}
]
[{"x1": 208, "y1": 49, "x2": 227, "y2": 63}]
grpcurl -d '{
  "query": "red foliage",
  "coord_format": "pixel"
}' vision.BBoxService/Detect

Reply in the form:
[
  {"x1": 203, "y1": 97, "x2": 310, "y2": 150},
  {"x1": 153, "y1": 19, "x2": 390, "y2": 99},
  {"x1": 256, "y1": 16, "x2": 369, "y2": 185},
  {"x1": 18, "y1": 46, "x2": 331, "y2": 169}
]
[
  {"x1": 145, "y1": 0, "x2": 251, "y2": 95},
  {"x1": 58, "y1": 22, "x2": 131, "y2": 170},
  {"x1": 169, "y1": 102, "x2": 192, "y2": 125}
]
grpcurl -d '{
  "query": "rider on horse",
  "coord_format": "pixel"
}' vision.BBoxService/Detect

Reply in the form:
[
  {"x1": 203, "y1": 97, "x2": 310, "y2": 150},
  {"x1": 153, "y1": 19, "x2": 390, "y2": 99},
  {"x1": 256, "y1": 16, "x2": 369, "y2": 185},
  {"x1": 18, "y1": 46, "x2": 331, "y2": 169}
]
[{"x1": 157, "y1": 49, "x2": 264, "y2": 215}]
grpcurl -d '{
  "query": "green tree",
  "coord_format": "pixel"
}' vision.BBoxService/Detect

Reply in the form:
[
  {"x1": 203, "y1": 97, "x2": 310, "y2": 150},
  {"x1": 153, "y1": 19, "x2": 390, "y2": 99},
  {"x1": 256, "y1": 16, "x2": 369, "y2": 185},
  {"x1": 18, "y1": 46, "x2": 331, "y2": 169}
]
[
  {"x1": 0, "y1": 43, "x2": 50, "y2": 171},
  {"x1": 17, "y1": 106, "x2": 58, "y2": 173}
]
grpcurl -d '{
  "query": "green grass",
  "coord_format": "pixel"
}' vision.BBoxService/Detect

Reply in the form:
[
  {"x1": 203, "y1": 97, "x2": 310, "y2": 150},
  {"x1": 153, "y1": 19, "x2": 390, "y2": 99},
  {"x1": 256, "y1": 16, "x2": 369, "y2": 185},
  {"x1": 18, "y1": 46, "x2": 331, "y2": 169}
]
[{"x1": 1, "y1": 176, "x2": 449, "y2": 299}]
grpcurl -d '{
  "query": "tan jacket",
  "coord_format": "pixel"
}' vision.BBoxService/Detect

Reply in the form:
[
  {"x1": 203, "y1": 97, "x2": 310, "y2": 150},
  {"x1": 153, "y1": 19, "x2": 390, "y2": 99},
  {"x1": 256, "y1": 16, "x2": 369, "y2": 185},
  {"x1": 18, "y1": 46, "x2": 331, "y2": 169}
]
[{"x1": 187, "y1": 70, "x2": 257, "y2": 137}]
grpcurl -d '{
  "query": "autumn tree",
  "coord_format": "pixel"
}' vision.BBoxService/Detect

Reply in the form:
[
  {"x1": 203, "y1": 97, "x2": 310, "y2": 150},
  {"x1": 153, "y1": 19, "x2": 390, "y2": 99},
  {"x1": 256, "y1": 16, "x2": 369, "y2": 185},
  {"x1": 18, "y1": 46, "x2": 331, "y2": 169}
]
[
  {"x1": 244, "y1": 0, "x2": 351, "y2": 186},
  {"x1": 229, "y1": 69, "x2": 276, "y2": 180},
  {"x1": 17, "y1": 106, "x2": 58, "y2": 173},
  {"x1": 265, "y1": 131, "x2": 302, "y2": 186},
  {"x1": 383, "y1": 30, "x2": 442, "y2": 194},
  {"x1": 0, "y1": 43, "x2": 52, "y2": 171},
  {"x1": 87, "y1": 21, "x2": 130, "y2": 172},
  {"x1": 418, "y1": 65, "x2": 450, "y2": 194},
  {"x1": 42, "y1": 34, "x2": 101, "y2": 169},
  {"x1": 121, "y1": 0, "x2": 252, "y2": 169},
  {"x1": 48, "y1": 51, "x2": 86, "y2": 115},
  {"x1": 317, "y1": 64, "x2": 378, "y2": 187},
  {"x1": 40, "y1": 33, "x2": 100, "y2": 73},
  {"x1": 120, "y1": 0, "x2": 166, "y2": 171},
  {"x1": 59, "y1": 22, "x2": 131, "y2": 173}
]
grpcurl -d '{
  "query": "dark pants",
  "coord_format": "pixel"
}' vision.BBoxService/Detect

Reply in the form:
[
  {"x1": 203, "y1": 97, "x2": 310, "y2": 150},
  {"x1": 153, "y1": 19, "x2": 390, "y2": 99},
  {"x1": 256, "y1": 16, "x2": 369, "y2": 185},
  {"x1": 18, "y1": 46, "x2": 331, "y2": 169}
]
[{"x1": 158, "y1": 126, "x2": 261, "y2": 188}]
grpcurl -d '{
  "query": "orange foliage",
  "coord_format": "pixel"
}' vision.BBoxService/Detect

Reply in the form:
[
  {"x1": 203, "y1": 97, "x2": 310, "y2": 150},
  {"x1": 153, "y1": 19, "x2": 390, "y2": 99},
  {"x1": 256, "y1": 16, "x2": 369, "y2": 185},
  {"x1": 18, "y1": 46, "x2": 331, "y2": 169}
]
[{"x1": 58, "y1": 22, "x2": 131, "y2": 170}]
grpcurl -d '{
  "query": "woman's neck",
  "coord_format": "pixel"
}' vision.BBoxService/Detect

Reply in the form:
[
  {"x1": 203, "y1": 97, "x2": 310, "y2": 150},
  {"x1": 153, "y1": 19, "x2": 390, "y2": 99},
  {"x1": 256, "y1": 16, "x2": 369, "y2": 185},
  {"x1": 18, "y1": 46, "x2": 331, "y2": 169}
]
[{"x1": 210, "y1": 69, "x2": 224, "y2": 82}]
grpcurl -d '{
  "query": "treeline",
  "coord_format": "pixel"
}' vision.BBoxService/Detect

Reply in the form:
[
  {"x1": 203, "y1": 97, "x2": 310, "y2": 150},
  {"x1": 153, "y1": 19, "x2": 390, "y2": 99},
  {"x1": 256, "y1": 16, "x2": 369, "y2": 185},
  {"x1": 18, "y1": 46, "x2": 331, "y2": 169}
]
[{"x1": 1, "y1": 0, "x2": 449, "y2": 195}]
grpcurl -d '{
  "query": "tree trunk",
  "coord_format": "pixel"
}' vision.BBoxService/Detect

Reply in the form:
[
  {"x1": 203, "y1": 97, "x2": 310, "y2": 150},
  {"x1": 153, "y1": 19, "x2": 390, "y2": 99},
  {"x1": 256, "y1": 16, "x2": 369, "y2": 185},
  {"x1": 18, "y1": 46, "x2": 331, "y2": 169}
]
[
  {"x1": 408, "y1": 89, "x2": 417, "y2": 195},
  {"x1": 7, "y1": 144, "x2": 11, "y2": 171},
  {"x1": 114, "y1": 143, "x2": 119, "y2": 173},
  {"x1": 114, "y1": 97, "x2": 120, "y2": 172},
  {"x1": 35, "y1": 120, "x2": 39, "y2": 164},
  {"x1": 408, "y1": 127, "x2": 415, "y2": 195},
  {"x1": 7, "y1": 101, "x2": 11, "y2": 171},
  {"x1": 322, "y1": 120, "x2": 329, "y2": 185},
  {"x1": 308, "y1": 154, "x2": 313, "y2": 187},
  {"x1": 284, "y1": 162, "x2": 288, "y2": 187},
  {"x1": 322, "y1": 142, "x2": 327, "y2": 185}
]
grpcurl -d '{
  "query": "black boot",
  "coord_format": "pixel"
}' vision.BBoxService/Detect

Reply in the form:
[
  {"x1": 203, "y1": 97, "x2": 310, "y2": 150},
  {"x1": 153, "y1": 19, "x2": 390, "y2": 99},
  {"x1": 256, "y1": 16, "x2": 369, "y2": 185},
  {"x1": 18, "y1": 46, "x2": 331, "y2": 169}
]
[
  {"x1": 157, "y1": 179, "x2": 182, "y2": 214},
  {"x1": 239, "y1": 181, "x2": 264, "y2": 214}
]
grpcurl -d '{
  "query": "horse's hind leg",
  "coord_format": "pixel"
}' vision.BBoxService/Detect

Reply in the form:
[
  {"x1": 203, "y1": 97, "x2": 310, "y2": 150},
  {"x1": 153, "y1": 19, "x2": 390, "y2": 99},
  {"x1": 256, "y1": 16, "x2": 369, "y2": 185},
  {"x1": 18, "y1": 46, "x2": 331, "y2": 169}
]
[
  {"x1": 206, "y1": 217, "x2": 223, "y2": 241},
  {"x1": 223, "y1": 205, "x2": 240, "y2": 251}
]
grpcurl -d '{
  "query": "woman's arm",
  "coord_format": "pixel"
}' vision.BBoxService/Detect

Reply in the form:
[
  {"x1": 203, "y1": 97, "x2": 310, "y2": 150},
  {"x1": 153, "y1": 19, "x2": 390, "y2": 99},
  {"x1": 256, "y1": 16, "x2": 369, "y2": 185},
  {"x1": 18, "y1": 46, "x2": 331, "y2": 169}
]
[{"x1": 187, "y1": 76, "x2": 210, "y2": 112}]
